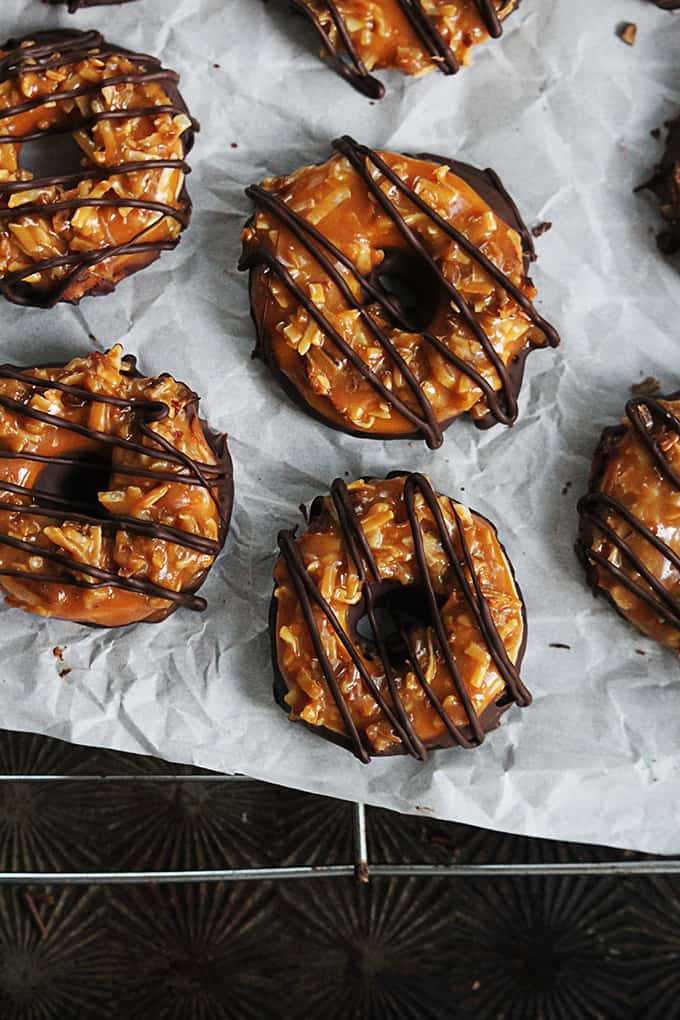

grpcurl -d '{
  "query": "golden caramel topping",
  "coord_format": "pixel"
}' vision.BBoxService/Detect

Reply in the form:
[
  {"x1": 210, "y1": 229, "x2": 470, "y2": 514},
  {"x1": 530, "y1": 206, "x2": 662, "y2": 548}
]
[
  {"x1": 242, "y1": 144, "x2": 554, "y2": 447},
  {"x1": 273, "y1": 474, "x2": 526, "y2": 758},
  {"x1": 0, "y1": 346, "x2": 230, "y2": 627},
  {"x1": 579, "y1": 395, "x2": 680, "y2": 652},
  {"x1": 297, "y1": 0, "x2": 517, "y2": 96},
  {"x1": 0, "y1": 32, "x2": 193, "y2": 306}
]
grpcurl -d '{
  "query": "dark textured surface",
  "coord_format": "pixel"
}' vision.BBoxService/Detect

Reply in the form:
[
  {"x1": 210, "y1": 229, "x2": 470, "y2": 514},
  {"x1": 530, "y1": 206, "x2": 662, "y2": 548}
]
[{"x1": 0, "y1": 726, "x2": 671, "y2": 1018}]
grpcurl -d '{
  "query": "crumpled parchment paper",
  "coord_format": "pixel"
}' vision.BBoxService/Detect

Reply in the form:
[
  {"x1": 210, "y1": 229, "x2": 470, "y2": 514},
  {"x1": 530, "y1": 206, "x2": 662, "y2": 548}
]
[{"x1": 1, "y1": 0, "x2": 679, "y2": 854}]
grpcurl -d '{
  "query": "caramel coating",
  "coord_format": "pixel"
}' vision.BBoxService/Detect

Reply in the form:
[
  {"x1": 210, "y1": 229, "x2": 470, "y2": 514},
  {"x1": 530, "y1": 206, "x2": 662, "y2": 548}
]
[
  {"x1": 296, "y1": 0, "x2": 517, "y2": 94},
  {"x1": 0, "y1": 346, "x2": 229, "y2": 627},
  {"x1": 242, "y1": 147, "x2": 547, "y2": 445},
  {"x1": 579, "y1": 395, "x2": 680, "y2": 652},
  {"x1": 0, "y1": 33, "x2": 193, "y2": 306},
  {"x1": 273, "y1": 475, "x2": 526, "y2": 757}
]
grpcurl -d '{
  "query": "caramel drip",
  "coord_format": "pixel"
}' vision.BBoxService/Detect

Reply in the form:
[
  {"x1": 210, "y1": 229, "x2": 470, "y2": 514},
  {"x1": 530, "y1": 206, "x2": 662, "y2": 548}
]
[
  {"x1": 277, "y1": 472, "x2": 530, "y2": 762},
  {"x1": 241, "y1": 136, "x2": 558, "y2": 449},
  {"x1": 578, "y1": 396, "x2": 680, "y2": 629},
  {"x1": 0, "y1": 362, "x2": 230, "y2": 612},
  {"x1": 291, "y1": 0, "x2": 506, "y2": 97},
  {"x1": 0, "y1": 30, "x2": 196, "y2": 308}
]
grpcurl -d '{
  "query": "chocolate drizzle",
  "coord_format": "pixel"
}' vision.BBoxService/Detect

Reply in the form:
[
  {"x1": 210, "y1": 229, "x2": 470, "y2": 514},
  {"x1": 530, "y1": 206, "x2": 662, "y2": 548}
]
[
  {"x1": 577, "y1": 394, "x2": 680, "y2": 632},
  {"x1": 290, "y1": 0, "x2": 510, "y2": 98},
  {"x1": 241, "y1": 137, "x2": 559, "y2": 450},
  {"x1": 0, "y1": 357, "x2": 232, "y2": 621},
  {"x1": 44, "y1": 1, "x2": 138, "y2": 9},
  {"x1": 273, "y1": 472, "x2": 530, "y2": 762},
  {"x1": 0, "y1": 30, "x2": 196, "y2": 308}
]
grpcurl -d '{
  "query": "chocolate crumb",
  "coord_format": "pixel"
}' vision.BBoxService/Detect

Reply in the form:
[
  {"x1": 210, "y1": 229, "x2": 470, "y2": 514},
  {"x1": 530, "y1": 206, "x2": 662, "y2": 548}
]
[
  {"x1": 562, "y1": 481, "x2": 572, "y2": 495},
  {"x1": 635, "y1": 648, "x2": 647, "y2": 656},
  {"x1": 531, "y1": 221, "x2": 552, "y2": 238},
  {"x1": 549, "y1": 642, "x2": 571, "y2": 650},
  {"x1": 618, "y1": 22, "x2": 637, "y2": 45},
  {"x1": 213, "y1": 63, "x2": 221, "y2": 69},
  {"x1": 638, "y1": 116, "x2": 680, "y2": 251},
  {"x1": 52, "y1": 646, "x2": 64, "y2": 660},
  {"x1": 231, "y1": 142, "x2": 238, "y2": 149},
  {"x1": 657, "y1": 229, "x2": 677, "y2": 255},
  {"x1": 630, "y1": 376, "x2": 660, "y2": 396},
  {"x1": 651, "y1": 127, "x2": 662, "y2": 140},
  {"x1": 59, "y1": 668, "x2": 72, "y2": 678}
]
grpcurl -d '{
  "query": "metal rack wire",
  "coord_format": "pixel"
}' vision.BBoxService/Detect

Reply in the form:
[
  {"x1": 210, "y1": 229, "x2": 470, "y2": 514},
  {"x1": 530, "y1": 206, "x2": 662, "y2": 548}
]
[{"x1": 0, "y1": 772, "x2": 675, "y2": 884}]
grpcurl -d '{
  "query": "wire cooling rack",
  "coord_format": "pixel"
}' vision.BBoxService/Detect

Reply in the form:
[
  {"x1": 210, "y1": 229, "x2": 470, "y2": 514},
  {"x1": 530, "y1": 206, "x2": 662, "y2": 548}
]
[{"x1": 0, "y1": 772, "x2": 676, "y2": 884}]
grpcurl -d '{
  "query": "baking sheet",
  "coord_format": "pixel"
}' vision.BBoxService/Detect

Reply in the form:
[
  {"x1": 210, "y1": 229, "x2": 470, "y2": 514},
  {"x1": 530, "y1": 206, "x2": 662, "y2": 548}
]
[{"x1": 1, "y1": 0, "x2": 679, "y2": 854}]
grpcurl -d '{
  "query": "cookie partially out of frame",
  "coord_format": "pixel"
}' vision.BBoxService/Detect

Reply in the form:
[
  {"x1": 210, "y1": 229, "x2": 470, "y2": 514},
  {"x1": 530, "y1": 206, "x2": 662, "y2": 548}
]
[
  {"x1": 578, "y1": 391, "x2": 680, "y2": 651},
  {"x1": 0, "y1": 346, "x2": 232, "y2": 627},
  {"x1": 0, "y1": 29, "x2": 195, "y2": 307},
  {"x1": 289, "y1": 0, "x2": 520, "y2": 98},
  {"x1": 640, "y1": 116, "x2": 680, "y2": 256}
]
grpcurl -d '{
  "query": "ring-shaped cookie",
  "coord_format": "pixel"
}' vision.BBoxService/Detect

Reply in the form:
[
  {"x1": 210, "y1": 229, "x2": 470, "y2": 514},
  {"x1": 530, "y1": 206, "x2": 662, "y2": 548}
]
[
  {"x1": 0, "y1": 346, "x2": 232, "y2": 627},
  {"x1": 0, "y1": 30, "x2": 195, "y2": 307}
]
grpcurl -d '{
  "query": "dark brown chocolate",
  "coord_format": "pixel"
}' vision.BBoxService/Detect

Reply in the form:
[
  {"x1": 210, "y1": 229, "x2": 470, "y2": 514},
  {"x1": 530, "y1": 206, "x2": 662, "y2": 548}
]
[
  {"x1": 0, "y1": 30, "x2": 196, "y2": 308},
  {"x1": 577, "y1": 394, "x2": 680, "y2": 634},
  {"x1": 240, "y1": 137, "x2": 559, "y2": 450},
  {"x1": 43, "y1": 0, "x2": 139, "y2": 9},
  {"x1": 0, "y1": 356, "x2": 233, "y2": 623},
  {"x1": 640, "y1": 116, "x2": 680, "y2": 255},
  {"x1": 290, "y1": 0, "x2": 515, "y2": 98},
  {"x1": 649, "y1": 1, "x2": 680, "y2": 10},
  {"x1": 272, "y1": 472, "x2": 530, "y2": 762}
]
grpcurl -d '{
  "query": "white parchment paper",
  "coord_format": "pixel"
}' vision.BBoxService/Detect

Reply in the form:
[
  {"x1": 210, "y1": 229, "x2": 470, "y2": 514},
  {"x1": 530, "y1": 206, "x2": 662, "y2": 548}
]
[{"x1": 1, "y1": 0, "x2": 679, "y2": 853}]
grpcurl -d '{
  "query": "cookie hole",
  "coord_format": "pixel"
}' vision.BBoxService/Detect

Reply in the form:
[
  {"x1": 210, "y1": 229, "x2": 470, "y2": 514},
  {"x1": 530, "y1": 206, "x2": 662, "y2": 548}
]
[
  {"x1": 351, "y1": 581, "x2": 441, "y2": 669},
  {"x1": 21, "y1": 134, "x2": 85, "y2": 183},
  {"x1": 369, "y1": 248, "x2": 442, "y2": 332},
  {"x1": 38, "y1": 450, "x2": 111, "y2": 513}
]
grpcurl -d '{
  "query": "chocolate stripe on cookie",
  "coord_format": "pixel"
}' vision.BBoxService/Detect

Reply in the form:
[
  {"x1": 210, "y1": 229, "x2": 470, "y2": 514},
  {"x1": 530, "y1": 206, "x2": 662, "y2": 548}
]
[
  {"x1": 0, "y1": 30, "x2": 196, "y2": 307},
  {"x1": 0, "y1": 360, "x2": 231, "y2": 612},
  {"x1": 276, "y1": 472, "x2": 529, "y2": 762},
  {"x1": 578, "y1": 395, "x2": 680, "y2": 634},
  {"x1": 291, "y1": 0, "x2": 512, "y2": 96},
  {"x1": 241, "y1": 137, "x2": 558, "y2": 449}
]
